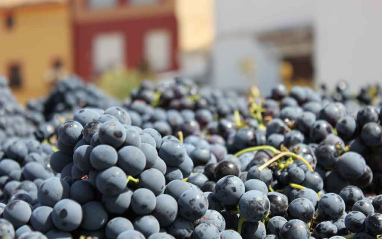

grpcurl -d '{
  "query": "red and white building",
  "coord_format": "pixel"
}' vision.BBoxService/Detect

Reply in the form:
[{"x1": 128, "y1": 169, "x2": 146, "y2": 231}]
[{"x1": 71, "y1": 0, "x2": 179, "y2": 81}]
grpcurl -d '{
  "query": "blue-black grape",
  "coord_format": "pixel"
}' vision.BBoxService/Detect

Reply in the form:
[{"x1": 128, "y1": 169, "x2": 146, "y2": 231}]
[
  {"x1": 102, "y1": 187, "x2": 132, "y2": 215},
  {"x1": 131, "y1": 188, "x2": 156, "y2": 215},
  {"x1": 199, "y1": 209, "x2": 226, "y2": 232},
  {"x1": 345, "y1": 211, "x2": 366, "y2": 233},
  {"x1": 117, "y1": 146, "x2": 146, "y2": 176},
  {"x1": 244, "y1": 179, "x2": 268, "y2": 194},
  {"x1": 81, "y1": 201, "x2": 108, "y2": 230},
  {"x1": 314, "y1": 221, "x2": 338, "y2": 238},
  {"x1": 105, "y1": 217, "x2": 134, "y2": 239},
  {"x1": 318, "y1": 193, "x2": 346, "y2": 220},
  {"x1": 70, "y1": 180, "x2": 95, "y2": 205},
  {"x1": 288, "y1": 198, "x2": 314, "y2": 223},
  {"x1": 353, "y1": 199, "x2": 375, "y2": 217},
  {"x1": 133, "y1": 215, "x2": 160, "y2": 238},
  {"x1": 90, "y1": 144, "x2": 118, "y2": 170},
  {"x1": 138, "y1": 168, "x2": 166, "y2": 196},
  {"x1": 73, "y1": 145, "x2": 93, "y2": 173},
  {"x1": 215, "y1": 176, "x2": 245, "y2": 206},
  {"x1": 267, "y1": 216, "x2": 287, "y2": 235},
  {"x1": 178, "y1": 189, "x2": 208, "y2": 221},
  {"x1": 104, "y1": 106, "x2": 131, "y2": 125},
  {"x1": 30, "y1": 206, "x2": 54, "y2": 233},
  {"x1": 365, "y1": 213, "x2": 382, "y2": 235},
  {"x1": 340, "y1": 186, "x2": 364, "y2": 210},
  {"x1": 166, "y1": 217, "x2": 194, "y2": 239},
  {"x1": 239, "y1": 190, "x2": 270, "y2": 222},
  {"x1": 279, "y1": 219, "x2": 310, "y2": 239},
  {"x1": 51, "y1": 199, "x2": 83, "y2": 232},
  {"x1": 337, "y1": 152, "x2": 366, "y2": 180},
  {"x1": 241, "y1": 221, "x2": 266, "y2": 239},
  {"x1": 164, "y1": 180, "x2": 192, "y2": 201},
  {"x1": 116, "y1": 230, "x2": 145, "y2": 239},
  {"x1": 159, "y1": 139, "x2": 186, "y2": 167},
  {"x1": 96, "y1": 166, "x2": 127, "y2": 196},
  {"x1": 153, "y1": 194, "x2": 178, "y2": 227},
  {"x1": 37, "y1": 177, "x2": 70, "y2": 207},
  {"x1": 99, "y1": 121, "x2": 126, "y2": 148}
]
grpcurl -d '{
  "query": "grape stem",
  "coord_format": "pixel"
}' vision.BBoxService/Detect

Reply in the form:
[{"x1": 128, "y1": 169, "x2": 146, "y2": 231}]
[
  {"x1": 127, "y1": 176, "x2": 139, "y2": 184},
  {"x1": 237, "y1": 215, "x2": 246, "y2": 235},
  {"x1": 178, "y1": 131, "x2": 184, "y2": 144},
  {"x1": 234, "y1": 145, "x2": 279, "y2": 157}
]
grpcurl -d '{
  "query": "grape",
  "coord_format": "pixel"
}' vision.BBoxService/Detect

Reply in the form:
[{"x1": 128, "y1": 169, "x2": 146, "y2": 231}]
[
  {"x1": 365, "y1": 213, "x2": 382, "y2": 235},
  {"x1": 116, "y1": 230, "x2": 145, "y2": 239},
  {"x1": 353, "y1": 232, "x2": 375, "y2": 239},
  {"x1": 99, "y1": 121, "x2": 126, "y2": 148},
  {"x1": 309, "y1": 120, "x2": 333, "y2": 143},
  {"x1": 82, "y1": 121, "x2": 101, "y2": 143},
  {"x1": 3, "y1": 180, "x2": 21, "y2": 198},
  {"x1": 241, "y1": 221, "x2": 266, "y2": 239},
  {"x1": 204, "y1": 192, "x2": 224, "y2": 211},
  {"x1": 58, "y1": 120, "x2": 83, "y2": 147},
  {"x1": 3, "y1": 200, "x2": 32, "y2": 228},
  {"x1": 361, "y1": 122, "x2": 382, "y2": 147},
  {"x1": 15, "y1": 225, "x2": 31, "y2": 238},
  {"x1": 287, "y1": 166, "x2": 305, "y2": 184},
  {"x1": 131, "y1": 188, "x2": 156, "y2": 215},
  {"x1": 324, "y1": 170, "x2": 349, "y2": 194},
  {"x1": 73, "y1": 145, "x2": 93, "y2": 173},
  {"x1": 18, "y1": 231, "x2": 48, "y2": 239},
  {"x1": 340, "y1": 186, "x2": 364, "y2": 210},
  {"x1": 123, "y1": 126, "x2": 142, "y2": 147},
  {"x1": 151, "y1": 157, "x2": 167, "y2": 175},
  {"x1": 192, "y1": 223, "x2": 220, "y2": 239},
  {"x1": 102, "y1": 187, "x2": 132, "y2": 214},
  {"x1": 215, "y1": 176, "x2": 245, "y2": 206},
  {"x1": 178, "y1": 154, "x2": 194, "y2": 178},
  {"x1": 178, "y1": 189, "x2": 208, "y2": 221},
  {"x1": 139, "y1": 143, "x2": 157, "y2": 168},
  {"x1": 247, "y1": 165, "x2": 272, "y2": 186},
  {"x1": 49, "y1": 151, "x2": 72, "y2": 173},
  {"x1": 244, "y1": 179, "x2": 268, "y2": 194},
  {"x1": 70, "y1": 180, "x2": 95, "y2": 205},
  {"x1": 353, "y1": 199, "x2": 375, "y2": 216},
  {"x1": 0, "y1": 159, "x2": 21, "y2": 177},
  {"x1": 165, "y1": 167, "x2": 183, "y2": 182},
  {"x1": 279, "y1": 219, "x2": 310, "y2": 239},
  {"x1": 268, "y1": 192, "x2": 288, "y2": 217},
  {"x1": 336, "y1": 116, "x2": 357, "y2": 140},
  {"x1": 105, "y1": 106, "x2": 131, "y2": 125},
  {"x1": 6, "y1": 140, "x2": 29, "y2": 163},
  {"x1": 166, "y1": 217, "x2": 194, "y2": 239},
  {"x1": 164, "y1": 180, "x2": 192, "y2": 201},
  {"x1": 267, "y1": 216, "x2": 287, "y2": 235},
  {"x1": 337, "y1": 152, "x2": 366, "y2": 180},
  {"x1": 239, "y1": 190, "x2": 270, "y2": 222},
  {"x1": 159, "y1": 139, "x2": 186, "y2": 167},
  {"x1": 0, "y1": 218, "x2": 15, "y2": 238},
  {"x1": 288, "y1": 198, "x2": 314, "y2": 223},
  {"x1": 153, "y1": 194, "x2": 178, "y2": 227},
  {"x1": 345, "y1": 211, "x2": 366, "y2": 233},
  {"x1": 22, "y1": 162, "x2": 50, "y2": 181},
  {"x1": 148, "y1": 233, "x2": 175, "y2": 239},
  {"x1": 96, "y1": 166, "x2": 127, "y2": 196},
  {"x1": 190, "y1": 147, "x2": 211, "y2": 166},
  {"x1": 187, "y1": 173, "x2": 209, "y2": 188},
  {"x1": 220, "y1": 230, "x2": 242, "y2": 239},
  {"x1": 315, "y1": 143, "x2": 339, "y2": 168},
  {"x1": 372, "y1": 196, "x2": 382, "y2": 213},
  {"x1": 37, "y1": 177, "x2": 70, "y2": 207},
  {"x1": 314, "y1": 221, "x2": 338, "y2": 238},
  {"x1": 105, "y1": 217, "x2": 134, "y2": 239},
  {"x1": 333, "y1": 218, "x2": 349, "y2": 235},
  {"x1": 214, "y1": 161, "x2": 240, "y2": 180},
  {"x1": 318, "y1": 193, "x2": 346, "y2": 220},
  {"x1": 73, "y1": 108, "x2": 101, "y2": 127},
  {"x1": 30, "y1": 206, "x2": 54, "y2": 233},
  {"x1": 133, "y1": 215, "x2": 160, "y2": 238},
  {"x1": 51, "y1": 199, "x2": 82, "y2": 232},
  {"x1": 117, "y1": 146, "x2": 146, "y2": 176},
  {"x1": 200, "y1": 209, "x2": 226, "y2": 232},
  {"x1": 142, "y1": 128, "x2": 161, "y2": 150},
  {"x1": 266, "y1": 119, "x2": 288, "y2": 137},
  {"x1": 90, "y1": 144, "x2": 118, "y2": 170}
]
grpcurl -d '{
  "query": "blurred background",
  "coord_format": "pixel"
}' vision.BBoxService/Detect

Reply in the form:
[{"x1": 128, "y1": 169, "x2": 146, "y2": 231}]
[{"x1": 0, "y1": 0, "x2": 381, "y2": 103}]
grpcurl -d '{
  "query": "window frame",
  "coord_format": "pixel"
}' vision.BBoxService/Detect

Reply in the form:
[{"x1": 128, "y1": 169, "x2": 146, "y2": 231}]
[{"x1": 8, "y1": 62, "x2": 23, "y2": 89}]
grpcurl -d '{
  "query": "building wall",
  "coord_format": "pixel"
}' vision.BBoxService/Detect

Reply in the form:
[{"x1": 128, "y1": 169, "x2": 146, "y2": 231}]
[
  {"x1": 72, "y1": 0, "x2": 178, "y2": 81},
  {"x1": 315, "y1": 0, "x2": 382, "y2": 91},
  {"x1": 213, "y1": 0, "x2": 382, "y2": 92},
  {"x1": 0, "y1": 3, "x2": 72, "y2": 102}
]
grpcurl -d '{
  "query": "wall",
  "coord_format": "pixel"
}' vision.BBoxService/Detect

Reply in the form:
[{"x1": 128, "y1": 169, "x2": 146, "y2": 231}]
[
  {"x1": 214, "y1": 0, "x2": 382, "y2": 92},
  {"x1": 0, "y1": 4, "x2": 72, "y2": 103},
  {"x1": 315, "y1": 0, "x2": 382, "y2": 90}
]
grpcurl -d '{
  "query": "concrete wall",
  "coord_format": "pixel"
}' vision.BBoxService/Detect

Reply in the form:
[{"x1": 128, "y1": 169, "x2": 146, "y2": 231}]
[{"x1": 213, "y1": 0, "x2": 382, "y2": 93}]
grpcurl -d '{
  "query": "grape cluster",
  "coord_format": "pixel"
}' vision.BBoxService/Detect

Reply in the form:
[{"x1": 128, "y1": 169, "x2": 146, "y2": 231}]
[{"x1": 0, "y1": 76, "x2": 382, "y2": 238}]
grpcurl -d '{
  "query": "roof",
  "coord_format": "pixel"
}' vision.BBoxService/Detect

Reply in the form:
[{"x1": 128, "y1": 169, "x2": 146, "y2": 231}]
[{"x1": 0, "y1": 0, "x2": 67, "y2": 9}]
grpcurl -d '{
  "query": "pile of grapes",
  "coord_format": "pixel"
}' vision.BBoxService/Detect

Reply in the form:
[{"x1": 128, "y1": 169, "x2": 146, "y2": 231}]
[{"x1": 0, "y1": 75, "x2": 382, "y2": 239}]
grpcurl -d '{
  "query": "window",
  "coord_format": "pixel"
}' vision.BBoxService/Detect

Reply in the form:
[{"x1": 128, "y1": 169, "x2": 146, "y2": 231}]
[
  {"x1": 144, "y1": 30, "x2": 171, "y2": 72},
  {"x1": 93, "y1": 33, "x2": 125, "y2": 72},
  {"x1": 88, "y1": 0, "x2": 118, "y2": 9},
  {"x1": 5, "y1": 15, "x2": 14, "y2": 30},
  {"x1": 129, "y1": 0, "x2": 158, "y2": 5},
  {"x1": 8, "y1": 64, "x2": 22, "y2": 88}
]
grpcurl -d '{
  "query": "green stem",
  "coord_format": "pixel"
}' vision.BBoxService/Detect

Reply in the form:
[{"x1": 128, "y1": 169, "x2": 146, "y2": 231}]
[
  {"x1": 127, "y1": 176, "x2": 139, "y2": 184},
  {"x1": 234, "y1": 146, "x2": 279, "y2": 158},
  {"x1": 237, "y1": 215, "x2": 246, "y2": 235}
]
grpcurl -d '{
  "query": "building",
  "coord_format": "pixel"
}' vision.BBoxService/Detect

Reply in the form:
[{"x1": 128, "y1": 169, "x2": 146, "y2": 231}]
[
  {"x1": 212, "y1": 0, "x2": 382, "y2": 94},
  {"x1": 71, "y1": 0, "x2": 179, "y2": 81},
  {"x1": 0, "y1": 0, "x2": 73, "y2": 102}
]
